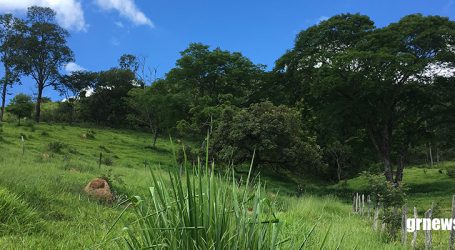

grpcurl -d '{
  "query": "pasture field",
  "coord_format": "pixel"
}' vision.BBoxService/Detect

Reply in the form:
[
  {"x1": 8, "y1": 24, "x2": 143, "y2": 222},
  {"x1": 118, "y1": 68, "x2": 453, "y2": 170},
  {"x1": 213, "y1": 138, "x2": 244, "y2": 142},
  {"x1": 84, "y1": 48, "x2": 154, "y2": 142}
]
[{"x1": 0, "y1": 122, "x2": 451, "y2": 249}]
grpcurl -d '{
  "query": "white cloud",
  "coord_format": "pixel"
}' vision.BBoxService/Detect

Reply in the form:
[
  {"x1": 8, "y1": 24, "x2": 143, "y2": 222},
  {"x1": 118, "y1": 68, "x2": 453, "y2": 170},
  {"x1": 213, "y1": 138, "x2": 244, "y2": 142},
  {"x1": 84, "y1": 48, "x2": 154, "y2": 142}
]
[
  {"x1": 95, "y1": 0, "x2": 153, "y2": 27},
  {"x1": 65, "y1": 62, "x2": 86, "y2": 73},
  {"x1": 0, "y1": 0, "x2": 87, "y2": 31}
]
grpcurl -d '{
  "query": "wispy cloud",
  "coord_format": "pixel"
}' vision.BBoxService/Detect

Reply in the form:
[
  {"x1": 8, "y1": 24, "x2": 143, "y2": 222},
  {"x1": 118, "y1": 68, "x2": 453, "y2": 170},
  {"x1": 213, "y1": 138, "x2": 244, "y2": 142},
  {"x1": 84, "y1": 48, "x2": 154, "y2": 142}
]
[
  {"x1": 0, "y1": 0, "x2": 87, "y2": 32},
  {"x1": 95, "y1": 0, "x2": 154, "y2": 28},
  {"x1": 111, "y1": 37, "x2": 120, "y2": 46},
  {"x1": 65, "y1": 62, "x2": 86, "y2": 73},
  {"x1": 114, "y1": 21, "x2": 124, "y2": 28}
]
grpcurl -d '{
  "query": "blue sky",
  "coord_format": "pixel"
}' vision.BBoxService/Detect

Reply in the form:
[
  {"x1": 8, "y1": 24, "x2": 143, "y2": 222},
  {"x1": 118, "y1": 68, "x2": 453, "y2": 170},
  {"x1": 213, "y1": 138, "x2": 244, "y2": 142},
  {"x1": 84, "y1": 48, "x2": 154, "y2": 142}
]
[{"x1": 1, "y1": 0, "x2": 454, "y2": 103}]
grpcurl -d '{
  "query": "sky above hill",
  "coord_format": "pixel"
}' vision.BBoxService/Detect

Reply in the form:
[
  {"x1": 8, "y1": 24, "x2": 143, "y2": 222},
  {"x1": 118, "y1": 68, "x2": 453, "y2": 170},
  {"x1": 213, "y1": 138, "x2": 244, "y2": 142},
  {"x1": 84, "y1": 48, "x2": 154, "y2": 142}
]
[{"x1": 1, "y1": 0, "x2": 455, "y2": 103}]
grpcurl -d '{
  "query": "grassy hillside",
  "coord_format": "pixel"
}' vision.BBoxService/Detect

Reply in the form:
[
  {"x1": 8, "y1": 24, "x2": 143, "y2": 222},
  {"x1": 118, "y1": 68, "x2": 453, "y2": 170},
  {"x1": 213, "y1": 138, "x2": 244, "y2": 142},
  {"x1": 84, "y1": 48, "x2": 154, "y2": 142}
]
[{"x1": 0, "y1": 122, "x2": 441, "y2": 249}]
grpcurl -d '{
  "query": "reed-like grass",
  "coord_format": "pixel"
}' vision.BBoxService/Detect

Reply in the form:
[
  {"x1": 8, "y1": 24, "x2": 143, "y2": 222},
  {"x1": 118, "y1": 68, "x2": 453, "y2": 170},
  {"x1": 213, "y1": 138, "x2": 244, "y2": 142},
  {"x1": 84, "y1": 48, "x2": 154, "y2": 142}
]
[{"x1": 114, "y1": 139, "x2": 285, "y2": 249}]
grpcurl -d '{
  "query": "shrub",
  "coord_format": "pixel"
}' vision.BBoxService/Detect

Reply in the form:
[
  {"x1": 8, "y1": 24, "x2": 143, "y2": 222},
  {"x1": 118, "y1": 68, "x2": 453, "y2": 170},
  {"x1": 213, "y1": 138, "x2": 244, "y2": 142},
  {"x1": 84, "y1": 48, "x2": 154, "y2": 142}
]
[
  {"x1": 48, "y1": 141, "x2": 66, "y2": 154},
  {"x1": 366, "y1": 174, "x2": 407, "y2": 239},
  {"x1": 99, "y1": 155, "x2": 113, "y2": 166},
  {"x1": 447, "y1": 169, "x2": 455, "y2": 178},
  {"x1": 81, "y1": 129, "x2": 96, "y2": 139}
]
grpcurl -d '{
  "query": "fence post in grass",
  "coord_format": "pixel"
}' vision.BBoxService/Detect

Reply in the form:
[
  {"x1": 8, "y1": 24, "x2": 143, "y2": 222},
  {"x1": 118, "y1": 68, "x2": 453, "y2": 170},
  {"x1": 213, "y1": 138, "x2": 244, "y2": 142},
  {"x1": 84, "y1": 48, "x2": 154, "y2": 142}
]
[
  {"x1": 99, "y1": 152, "x2": 102, "y2": 169},
  {"x1": 449, "y1": 195, "x2": 455, "y2": 250},
  {"x1": 355, "y1": 193, "x2": 359, "y2": 213},
  {"x1": 362, "y1": 194, "x2": 365, "y2": 216},
  {"x1": 412, "y1": 207, "x2": 417, "y2": 250},
  {"x1": 357, "y1": 193, "x2": 360, "y2": 213},
  {"x1": 367, "y1": 195, "x2": 371, "y2": 218},
  {"x1": 352, "y1": 193, "x2": 355, "y2": 213},
  {"x1": 401, "y1": 205, "x2": 407, "y2": 245},
  {"x1": 373, "y1": 202, "x2": 379, "y2": 230},
  {"x1": 21, "y1": 135, "x2": 25, "y2": 156},
  {"x1": 424, "y1": 208, "x2": 432, "y2": 250}
]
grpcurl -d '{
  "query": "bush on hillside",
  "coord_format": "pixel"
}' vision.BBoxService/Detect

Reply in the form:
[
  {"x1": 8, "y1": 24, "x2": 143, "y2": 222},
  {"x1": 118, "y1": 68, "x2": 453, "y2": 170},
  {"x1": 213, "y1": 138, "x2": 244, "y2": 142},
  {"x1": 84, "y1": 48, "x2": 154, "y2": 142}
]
[{"x1": 48, "y1": 141, "x2": 67, "y2": 154}]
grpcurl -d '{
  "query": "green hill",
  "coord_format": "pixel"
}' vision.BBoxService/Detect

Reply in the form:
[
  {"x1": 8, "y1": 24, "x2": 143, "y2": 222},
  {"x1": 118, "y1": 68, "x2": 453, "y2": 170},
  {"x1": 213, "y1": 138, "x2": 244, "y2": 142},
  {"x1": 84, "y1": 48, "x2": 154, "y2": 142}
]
[{"x1": 0, "y1": 122, "x2": 448, "y2": 249}]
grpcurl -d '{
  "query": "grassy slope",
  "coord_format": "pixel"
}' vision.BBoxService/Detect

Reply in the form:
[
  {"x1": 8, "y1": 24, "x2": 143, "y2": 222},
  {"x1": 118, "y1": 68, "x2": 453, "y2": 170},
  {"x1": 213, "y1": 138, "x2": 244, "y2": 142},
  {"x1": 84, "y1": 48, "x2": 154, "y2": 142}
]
[{"x1": 0, "y1": 122, "x2": 405, "y2": 249}]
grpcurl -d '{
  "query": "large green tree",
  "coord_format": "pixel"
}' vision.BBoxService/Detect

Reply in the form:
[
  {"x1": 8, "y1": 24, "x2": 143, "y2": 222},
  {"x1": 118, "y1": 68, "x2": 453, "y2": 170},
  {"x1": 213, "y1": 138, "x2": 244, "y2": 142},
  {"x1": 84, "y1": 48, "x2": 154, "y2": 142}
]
[
  {"x1": 0, "y1": 14, "x2": 25, "y2": 122},
  {"x1": 165, "y1": 43, "x2": 265, "y2": 134},
  {"x1": 276, "y1": 14, "x2": 455, "y2": 183},
  {"x1": 18, "y1": 6, "x2": 74, "y2": 122},
  {"x1": 79, "y1": 69, "x2": 136, "y2": 125}
]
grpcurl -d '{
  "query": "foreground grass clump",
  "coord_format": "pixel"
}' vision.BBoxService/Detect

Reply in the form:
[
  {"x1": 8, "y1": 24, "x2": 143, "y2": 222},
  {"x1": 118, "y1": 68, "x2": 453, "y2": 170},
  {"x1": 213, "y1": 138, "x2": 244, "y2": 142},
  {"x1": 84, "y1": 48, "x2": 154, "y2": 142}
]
[
  {"x1": 0, "y1": 187, "x2": 42, "y2": 236},
  {"x1": 114, "y1": 148, "x2": 284, "y2": 249}
]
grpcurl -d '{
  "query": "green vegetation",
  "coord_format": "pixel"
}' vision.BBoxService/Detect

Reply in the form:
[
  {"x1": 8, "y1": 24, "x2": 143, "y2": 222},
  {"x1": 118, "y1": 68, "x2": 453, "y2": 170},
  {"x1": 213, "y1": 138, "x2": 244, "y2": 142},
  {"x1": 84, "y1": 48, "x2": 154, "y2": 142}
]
[
  {"x1": 0, "y1": 5, "x2": 454, "y2": 249},
  {"x1": 0, "y1": 122, "x2": 408, "y2": 249}
]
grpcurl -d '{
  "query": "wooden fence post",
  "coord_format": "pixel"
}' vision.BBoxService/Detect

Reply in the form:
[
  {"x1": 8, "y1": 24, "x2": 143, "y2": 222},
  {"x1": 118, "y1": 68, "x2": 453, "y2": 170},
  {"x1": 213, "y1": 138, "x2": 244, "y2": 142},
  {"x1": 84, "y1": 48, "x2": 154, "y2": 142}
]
[
  {"x1": 367, "y1": 195, "x2": 371, "y2": 218},
  {"x1": 424, "y1": 208, "x2": 432, "y2": 250},
  {"x1": 99, "y1": 152, "x2": 102, "y2": 169},
  {"x1": 357, "y1": 193, "x2": 361, "y2": 213},
  {"x1": 373, "y1": 202, "x2": 379, "y2": 230},
  {"x1": 412, "y1": 207, "x2": 417, "y2": 250},
  {"x1": 401, "y1": 205, "x2": 407, "y2": 245},
  {"x1": 362, "y1": 194, "x2": 365, "y2": 216},
  {"x1": 352, "y1": 193, "x2": 355, "y2": 213},
  {"x1": 354, "y1": 193, "x2": 359, "y2": 213},
  {"x1": 449, "y1": 195, "x2": 455, "y2": 250}
]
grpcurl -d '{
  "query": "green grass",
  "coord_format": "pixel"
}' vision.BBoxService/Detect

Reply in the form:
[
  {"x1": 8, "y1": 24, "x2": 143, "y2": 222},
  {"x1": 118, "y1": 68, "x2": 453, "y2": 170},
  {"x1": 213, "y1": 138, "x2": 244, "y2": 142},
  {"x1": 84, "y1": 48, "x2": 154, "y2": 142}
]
[{"x1": 0, "y1": 122, "x2": 440, "y2": 249}]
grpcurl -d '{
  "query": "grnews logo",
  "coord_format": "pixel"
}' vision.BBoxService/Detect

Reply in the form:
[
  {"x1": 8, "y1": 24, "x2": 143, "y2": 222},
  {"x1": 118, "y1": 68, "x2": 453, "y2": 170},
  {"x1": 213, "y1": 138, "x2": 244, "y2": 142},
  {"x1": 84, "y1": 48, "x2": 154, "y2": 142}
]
[{"x1": 407, "y1": 218, "x2": 455, "y2": 232}]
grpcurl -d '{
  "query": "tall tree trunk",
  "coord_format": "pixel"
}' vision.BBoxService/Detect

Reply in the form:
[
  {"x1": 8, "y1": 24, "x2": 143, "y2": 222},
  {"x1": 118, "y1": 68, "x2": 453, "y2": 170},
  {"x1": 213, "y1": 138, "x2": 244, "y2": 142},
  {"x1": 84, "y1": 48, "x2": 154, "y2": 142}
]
[
  {"x1": 35, "y1": 84, "x2": 43, "y2": 122},
  {"x1": 395, "y1": 153, "x2": 405, "y2": 184},
  {"x1": 0, "y1": 81, "x2": 6, "y2": 122},
  {"x1": 1, "y1": 64, "x2": 9, "y2": 122},
  {"x1": 428, "y1": 142, "x2": 434, "y2": 168},
  {"x1": 152, "y1": 129, "x2": 158, "y2": 148},
  {"x1": 367, "y1": 123, "x2": 394, "y2": 183},
  {"x1": 382, "y1": 155, "x2": 393, "y2": 182},
  {"x1": 335, "y1": 155, "x2": 342, "y2": 182}
]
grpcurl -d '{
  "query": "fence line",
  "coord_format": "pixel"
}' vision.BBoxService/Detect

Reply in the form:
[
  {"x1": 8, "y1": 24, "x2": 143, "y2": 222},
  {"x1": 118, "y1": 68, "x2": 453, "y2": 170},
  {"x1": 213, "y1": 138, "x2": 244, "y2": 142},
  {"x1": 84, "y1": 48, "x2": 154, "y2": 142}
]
[{"x1": 352, "y1": 193, "x2": 455, "y2": 249}]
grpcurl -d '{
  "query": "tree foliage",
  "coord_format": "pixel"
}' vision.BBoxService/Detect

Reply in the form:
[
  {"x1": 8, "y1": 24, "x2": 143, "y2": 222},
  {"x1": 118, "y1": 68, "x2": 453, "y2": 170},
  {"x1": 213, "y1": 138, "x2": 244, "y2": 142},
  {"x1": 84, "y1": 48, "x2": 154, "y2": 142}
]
[
  {"x1": 16, "y1": 6, "x2": 74, "y2": 122},
  {"x1": 276, "y1": 13, "x2": 455, "y2": 183},
  {"x1": 212, "y1": 101, "x2": 324, "y2": 175},
  {"x1": 6, "y1": 93, "x2": 33, "y2": 124}
]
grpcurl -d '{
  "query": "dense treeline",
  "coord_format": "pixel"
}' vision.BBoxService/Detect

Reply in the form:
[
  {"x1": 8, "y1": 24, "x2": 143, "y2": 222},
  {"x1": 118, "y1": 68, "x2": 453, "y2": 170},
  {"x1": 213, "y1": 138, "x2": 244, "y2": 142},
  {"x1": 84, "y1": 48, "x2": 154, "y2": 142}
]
[{"x1": 1, "y1": 7, "x2": 454, "y2": 183}]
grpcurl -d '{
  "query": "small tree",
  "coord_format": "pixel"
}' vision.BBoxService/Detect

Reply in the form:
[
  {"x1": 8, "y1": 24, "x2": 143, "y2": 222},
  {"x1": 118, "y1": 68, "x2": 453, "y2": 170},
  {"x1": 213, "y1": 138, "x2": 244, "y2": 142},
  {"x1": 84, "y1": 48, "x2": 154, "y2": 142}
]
[
  {"x1": 126, "y1": 80, "x2": 185, "y2": 147},
  {"x1": 7, "y1": 94, "x2": 33, "y2": 125}
]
